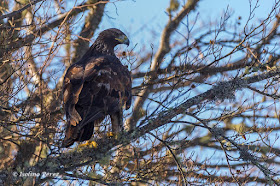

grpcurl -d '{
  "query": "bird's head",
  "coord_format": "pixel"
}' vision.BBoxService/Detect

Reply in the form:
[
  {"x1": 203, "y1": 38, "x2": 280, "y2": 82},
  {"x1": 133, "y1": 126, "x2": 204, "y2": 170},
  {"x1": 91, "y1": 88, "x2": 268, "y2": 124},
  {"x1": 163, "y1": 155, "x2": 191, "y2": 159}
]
[{"x1": 97, "y1": 28, "x2": 130, "y2": 47}]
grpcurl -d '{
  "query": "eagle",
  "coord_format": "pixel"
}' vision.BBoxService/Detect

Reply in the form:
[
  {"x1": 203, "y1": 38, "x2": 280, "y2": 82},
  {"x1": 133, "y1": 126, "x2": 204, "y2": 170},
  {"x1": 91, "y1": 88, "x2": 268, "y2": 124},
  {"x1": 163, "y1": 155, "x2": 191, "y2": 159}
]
[{"x1": 62, "y1": 28, "x2": 131, "y2": 148}]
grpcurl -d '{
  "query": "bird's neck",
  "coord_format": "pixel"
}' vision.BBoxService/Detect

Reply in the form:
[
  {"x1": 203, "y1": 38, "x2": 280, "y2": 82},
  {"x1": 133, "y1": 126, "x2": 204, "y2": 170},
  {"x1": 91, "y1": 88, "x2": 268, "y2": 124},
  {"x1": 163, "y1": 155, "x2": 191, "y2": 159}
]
[{"x1": 85, "y1": 40, "x2": 115, "y2": 57}]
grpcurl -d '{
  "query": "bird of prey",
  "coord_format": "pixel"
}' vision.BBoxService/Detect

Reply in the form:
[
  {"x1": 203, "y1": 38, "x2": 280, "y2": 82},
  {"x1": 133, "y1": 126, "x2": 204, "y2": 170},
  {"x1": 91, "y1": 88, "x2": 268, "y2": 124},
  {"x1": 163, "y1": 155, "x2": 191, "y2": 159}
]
[{"x1": 62, "y1": 28, "x2": 131, "y2": 147}]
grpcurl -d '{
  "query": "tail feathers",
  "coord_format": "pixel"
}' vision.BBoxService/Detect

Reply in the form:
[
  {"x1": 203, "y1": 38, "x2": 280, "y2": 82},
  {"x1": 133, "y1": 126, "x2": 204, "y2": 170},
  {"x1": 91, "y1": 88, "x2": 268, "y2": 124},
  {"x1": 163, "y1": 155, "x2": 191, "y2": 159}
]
[
  {"x1": 77, "y1": 110, "x2": 104, "y2": 130},
  {"x1": 62, "y1": 115, "x2": 105, "y2": 148}
]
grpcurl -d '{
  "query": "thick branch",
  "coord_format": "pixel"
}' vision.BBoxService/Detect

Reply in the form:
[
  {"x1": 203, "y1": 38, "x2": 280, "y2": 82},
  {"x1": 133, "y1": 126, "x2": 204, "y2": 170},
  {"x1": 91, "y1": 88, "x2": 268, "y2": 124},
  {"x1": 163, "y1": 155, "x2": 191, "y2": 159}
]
[
  {"x1": 2, "y1": 0, "x2": 108, "y2": 56},
  {"x1": 71, "y1": 1, "x2": 106, "y2": 63},
  {"x1": 0, "y1": 0, "x2": 44, "y2": 20}
]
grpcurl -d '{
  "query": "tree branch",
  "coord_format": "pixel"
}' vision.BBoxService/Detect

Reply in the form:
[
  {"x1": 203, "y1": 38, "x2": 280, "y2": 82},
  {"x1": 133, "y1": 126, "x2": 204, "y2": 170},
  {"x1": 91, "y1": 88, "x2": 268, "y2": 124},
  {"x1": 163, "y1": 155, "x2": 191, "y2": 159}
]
[
  {"x1": 71, "y1": 1, "x2": 107, "y2": 63},
  {"x1": 0, "y1": 0, "x2": 44, "y2": 20},
  {"x1": 3, "y1": 0, "x2": 109, "y2": 56},
  {"x1": 23, "y1": 67, "x2": 280, "y2": 183},
  {"x1": 127, "y1": 0, "x2": 200, "y2": 130}
]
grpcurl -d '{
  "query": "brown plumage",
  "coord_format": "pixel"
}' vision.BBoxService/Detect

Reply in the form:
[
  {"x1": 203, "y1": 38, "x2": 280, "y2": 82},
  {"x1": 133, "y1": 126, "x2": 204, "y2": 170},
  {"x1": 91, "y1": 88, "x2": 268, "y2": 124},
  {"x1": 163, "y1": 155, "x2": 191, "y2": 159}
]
[{"x1": 62, "y1": 28, "x2": 131, "y2": 147}]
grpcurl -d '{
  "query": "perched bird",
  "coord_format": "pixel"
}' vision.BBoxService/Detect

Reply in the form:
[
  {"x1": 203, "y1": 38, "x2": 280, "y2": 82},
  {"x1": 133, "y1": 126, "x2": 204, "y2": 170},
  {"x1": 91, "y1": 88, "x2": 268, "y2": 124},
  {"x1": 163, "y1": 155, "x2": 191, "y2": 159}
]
[{"x1": 62, "y1": 28, "x2": 132, "y2": 147}]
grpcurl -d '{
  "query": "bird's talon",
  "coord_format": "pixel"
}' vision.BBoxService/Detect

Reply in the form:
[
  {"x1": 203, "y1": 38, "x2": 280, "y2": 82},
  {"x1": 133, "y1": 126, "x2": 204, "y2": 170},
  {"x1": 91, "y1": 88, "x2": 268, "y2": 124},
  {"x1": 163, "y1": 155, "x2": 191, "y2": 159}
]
[
  {"x1": 79, "y1": 140, "x2": 98, "y2": 148},
  {"x1": 107, "y1": 132, "x2": 114, "y2": 137}
]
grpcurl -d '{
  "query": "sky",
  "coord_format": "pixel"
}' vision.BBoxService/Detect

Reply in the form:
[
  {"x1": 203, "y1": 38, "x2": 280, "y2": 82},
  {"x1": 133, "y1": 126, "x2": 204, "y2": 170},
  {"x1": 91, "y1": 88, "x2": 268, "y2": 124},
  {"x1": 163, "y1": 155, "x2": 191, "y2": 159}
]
[{"x1": 98, "y1": 0, "x2": 276, "y2": 49}]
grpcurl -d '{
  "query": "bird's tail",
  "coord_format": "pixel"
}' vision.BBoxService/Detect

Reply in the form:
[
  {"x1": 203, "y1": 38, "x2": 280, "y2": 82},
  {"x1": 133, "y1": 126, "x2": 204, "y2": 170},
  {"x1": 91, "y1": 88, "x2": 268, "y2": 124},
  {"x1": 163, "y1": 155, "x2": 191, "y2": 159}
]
[{"x1": 62, "y1": 111, "x2": 105, "y2": 148}]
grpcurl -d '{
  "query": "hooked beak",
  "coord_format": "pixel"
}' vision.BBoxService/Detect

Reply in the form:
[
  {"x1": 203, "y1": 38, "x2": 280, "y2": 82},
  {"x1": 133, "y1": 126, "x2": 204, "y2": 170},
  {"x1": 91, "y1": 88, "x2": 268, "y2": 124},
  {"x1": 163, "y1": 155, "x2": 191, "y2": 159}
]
[{"x1": 115, "y1": 35, "x2": 130, "y2": 46}]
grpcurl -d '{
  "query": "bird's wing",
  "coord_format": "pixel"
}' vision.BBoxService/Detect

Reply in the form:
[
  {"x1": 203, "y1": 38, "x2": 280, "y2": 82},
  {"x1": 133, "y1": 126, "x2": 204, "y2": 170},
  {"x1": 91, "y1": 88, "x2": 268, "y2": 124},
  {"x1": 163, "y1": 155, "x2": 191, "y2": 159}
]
[
  {"x1": 83, "y1": 56, "x2": 131, "y2": 112},
  {"x1": 63, "y1": 56, "x2": 132, "y2": 146},
  {"x1": 63, "y1": 64, "x2": 84, "y2": 127}
]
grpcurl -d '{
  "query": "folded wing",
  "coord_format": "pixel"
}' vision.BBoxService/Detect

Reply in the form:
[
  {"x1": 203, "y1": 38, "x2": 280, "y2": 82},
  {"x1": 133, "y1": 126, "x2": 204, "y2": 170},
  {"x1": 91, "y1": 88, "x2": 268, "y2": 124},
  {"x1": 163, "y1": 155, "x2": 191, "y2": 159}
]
[{"x1": 62, "y1": 56, "x2": 131, "y2": 147}]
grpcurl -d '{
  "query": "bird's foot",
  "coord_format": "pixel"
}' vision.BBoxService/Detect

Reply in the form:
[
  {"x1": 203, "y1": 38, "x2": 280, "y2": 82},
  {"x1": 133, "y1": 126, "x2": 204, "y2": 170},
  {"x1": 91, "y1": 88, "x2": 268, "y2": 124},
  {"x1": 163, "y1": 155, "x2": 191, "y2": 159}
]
[
  {"x1": 79, "y1": 140, "x2": 98, "y2": 148},
  {"x1": 106, "y1": 132, "x2": 121, "y2": 139}
]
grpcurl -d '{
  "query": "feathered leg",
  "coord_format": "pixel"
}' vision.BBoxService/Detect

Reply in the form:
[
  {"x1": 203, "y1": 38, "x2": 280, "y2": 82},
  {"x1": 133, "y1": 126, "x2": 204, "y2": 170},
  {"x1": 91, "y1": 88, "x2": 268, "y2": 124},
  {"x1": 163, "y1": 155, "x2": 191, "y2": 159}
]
[
  {"x1": 110, "y1": 91, "x2": 124, "y2": 132},
  {"x1": 110, "y1": 109, "x2": 123, "y2": 133}
]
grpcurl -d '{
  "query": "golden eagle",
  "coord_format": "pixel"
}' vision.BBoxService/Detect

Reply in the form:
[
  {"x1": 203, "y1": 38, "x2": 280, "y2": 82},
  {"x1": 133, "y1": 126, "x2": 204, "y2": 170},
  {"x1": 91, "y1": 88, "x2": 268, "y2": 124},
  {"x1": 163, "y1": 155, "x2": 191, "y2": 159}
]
[{"x1": 62, "y1": 28, "x2": 131, "y2": 147}]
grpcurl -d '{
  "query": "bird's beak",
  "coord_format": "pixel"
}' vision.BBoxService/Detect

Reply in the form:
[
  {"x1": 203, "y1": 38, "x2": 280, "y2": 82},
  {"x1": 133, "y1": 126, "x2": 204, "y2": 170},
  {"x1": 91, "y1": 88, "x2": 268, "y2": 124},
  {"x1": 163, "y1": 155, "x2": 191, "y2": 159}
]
[{"x1": 115, "y1": 35, "x2": 130, "y2": 46}]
